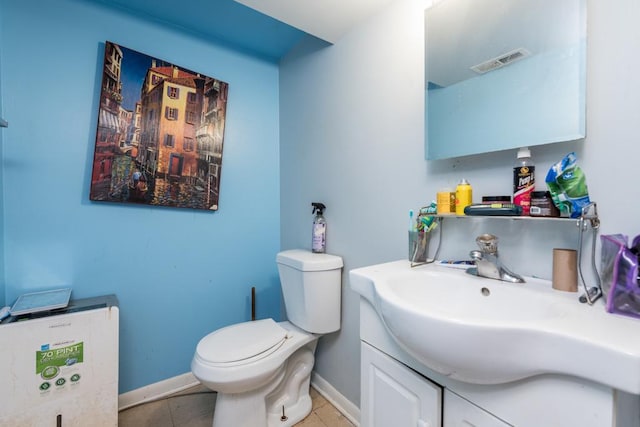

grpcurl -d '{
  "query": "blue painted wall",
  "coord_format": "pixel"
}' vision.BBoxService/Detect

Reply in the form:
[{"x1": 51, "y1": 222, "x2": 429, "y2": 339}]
[{"x1": 1, "y1": 0, "x2": 282, "y2": 392}]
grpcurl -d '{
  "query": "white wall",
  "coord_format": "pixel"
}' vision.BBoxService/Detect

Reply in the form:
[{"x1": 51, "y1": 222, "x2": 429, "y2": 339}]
[{"x1": 280, "y1": 0, "x2": 640, "y2": 410}]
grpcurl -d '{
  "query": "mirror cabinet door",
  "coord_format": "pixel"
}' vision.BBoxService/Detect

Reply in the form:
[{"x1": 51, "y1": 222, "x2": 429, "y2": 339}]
[{"x1": 425, "y1": 0, "x2": 586, "y2": 160}]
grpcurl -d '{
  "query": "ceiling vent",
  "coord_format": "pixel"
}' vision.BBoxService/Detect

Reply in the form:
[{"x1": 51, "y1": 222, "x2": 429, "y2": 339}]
[{"x1": 471, "y1": 48, "x2": 531, "y2": 74}]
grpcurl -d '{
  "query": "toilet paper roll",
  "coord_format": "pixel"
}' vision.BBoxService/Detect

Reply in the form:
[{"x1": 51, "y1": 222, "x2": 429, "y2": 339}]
[{"x1": 552, "y1": 248, "x2": 578, "y2": 292}]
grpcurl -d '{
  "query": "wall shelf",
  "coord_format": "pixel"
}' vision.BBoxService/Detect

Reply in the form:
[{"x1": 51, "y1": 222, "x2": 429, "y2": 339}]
[{"x1": 437, "y1": 213, "x2": 575, "y2": 222}]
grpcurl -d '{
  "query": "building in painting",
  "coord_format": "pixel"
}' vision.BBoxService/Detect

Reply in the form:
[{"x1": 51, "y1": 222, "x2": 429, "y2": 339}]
[
  {"x1": 129, "y1": 102, "x2": 142, "y2": 158},
  {"x1": 138, "y1": 64, "x2": 204, "y2": 184},
  {"x1": 196, "y1": 77, "x2": 229, "y2": 208},
  {"x1": 118, "y1": 106, "x2": 133, "y2": 153},
  {"x1": 91, "y1": 42, "x2": 123, "y2": 198}
]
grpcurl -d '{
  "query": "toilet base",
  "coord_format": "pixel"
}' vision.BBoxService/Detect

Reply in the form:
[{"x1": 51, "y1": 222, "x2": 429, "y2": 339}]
[{"x1": 211, "y1": 341, "x2": 318, "y2": 427}]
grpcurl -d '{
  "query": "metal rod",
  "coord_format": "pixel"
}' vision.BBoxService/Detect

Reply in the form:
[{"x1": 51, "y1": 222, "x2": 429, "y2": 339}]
[
  {"x1": 576, "y1": 202, "x2": 602, "y2": 305},
  {"x1": 251, "y1": 286, "x2": 256, "y2": 321}
]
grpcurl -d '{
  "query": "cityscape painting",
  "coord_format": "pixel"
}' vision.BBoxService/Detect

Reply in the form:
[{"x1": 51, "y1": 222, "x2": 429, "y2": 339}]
[{"x1": 90, "y1": 41, "x2": 229, "y2": 211}]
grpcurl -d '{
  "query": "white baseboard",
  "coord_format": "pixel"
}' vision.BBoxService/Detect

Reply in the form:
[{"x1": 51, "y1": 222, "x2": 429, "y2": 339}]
[
  {"x1": 311, "y1": 371, "x2": 361, "y2": 426},
  {"x1": 118, "y1": 372, "x2": 200, "y2": 411}
]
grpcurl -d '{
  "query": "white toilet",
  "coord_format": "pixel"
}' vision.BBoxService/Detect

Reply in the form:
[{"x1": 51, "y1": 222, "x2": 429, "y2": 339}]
[{"x1": 191, "y1": 249, "x2": 343, "y2": 427}]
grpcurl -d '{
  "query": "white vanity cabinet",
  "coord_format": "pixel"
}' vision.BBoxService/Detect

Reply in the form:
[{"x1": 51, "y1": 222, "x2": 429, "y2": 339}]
[
  {"x1": 361, "y1": 342, "x2": 441, "y2": 427},
  {"x1": 357, "y1": 297, "x2": 639, "y2": 427},
  {"x1": 361, "y1": 341, "x2": 511, "y2": 427}
]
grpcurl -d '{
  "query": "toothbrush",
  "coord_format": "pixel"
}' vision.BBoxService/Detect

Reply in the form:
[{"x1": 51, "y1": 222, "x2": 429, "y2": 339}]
[{"x1": 409, "y1": 210, "x2": 415, "y2": 232}]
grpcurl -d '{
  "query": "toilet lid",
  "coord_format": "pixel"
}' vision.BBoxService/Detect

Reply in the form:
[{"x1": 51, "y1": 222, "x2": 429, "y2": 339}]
[{"x1": 197, "y1": 319, "x2": 289, "y2": 364}]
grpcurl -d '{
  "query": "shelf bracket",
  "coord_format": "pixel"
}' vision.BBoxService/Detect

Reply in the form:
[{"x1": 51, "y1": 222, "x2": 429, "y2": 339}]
[
  {"x1": 576, "y1": 202, "x2": 602, "y2": 305},
  {"x1": 0, "y1": 118, "x2": 7, "y2": 128}
]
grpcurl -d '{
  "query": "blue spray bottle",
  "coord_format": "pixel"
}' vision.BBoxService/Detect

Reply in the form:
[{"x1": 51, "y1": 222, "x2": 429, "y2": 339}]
[{"x1": 311, "y1": 202, "x2": 327, "y2": 253}]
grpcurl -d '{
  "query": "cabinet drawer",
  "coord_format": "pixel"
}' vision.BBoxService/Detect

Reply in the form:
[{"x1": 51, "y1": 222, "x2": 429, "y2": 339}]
[{"x1": 444, "y1": 390, "x2": 512, "y2": 427}]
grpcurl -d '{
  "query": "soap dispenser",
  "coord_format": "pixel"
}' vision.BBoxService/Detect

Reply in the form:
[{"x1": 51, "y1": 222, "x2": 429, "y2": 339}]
[{"x1": 311, "y1": 202, "x2": 327, "y2": 253}]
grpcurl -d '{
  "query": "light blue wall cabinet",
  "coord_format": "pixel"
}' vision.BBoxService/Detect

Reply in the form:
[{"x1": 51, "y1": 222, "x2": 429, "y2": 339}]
[{"x1": 0, "y1": 0, "x2": 282, "y2": 393}]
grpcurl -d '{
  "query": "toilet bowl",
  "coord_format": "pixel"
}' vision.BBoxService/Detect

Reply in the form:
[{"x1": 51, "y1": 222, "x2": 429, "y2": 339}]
[
  {"x1": 191, "y1": 320, "x2": 318, "y2": 427},
  {"x1": 191, "y1": 249, "x2": 343, "y2": 427}
]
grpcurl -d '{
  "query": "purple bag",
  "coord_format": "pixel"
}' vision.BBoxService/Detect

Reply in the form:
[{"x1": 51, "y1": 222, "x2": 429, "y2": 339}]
[{"x1": 600, "y1": 234, "x2": 640, "y2": 319}]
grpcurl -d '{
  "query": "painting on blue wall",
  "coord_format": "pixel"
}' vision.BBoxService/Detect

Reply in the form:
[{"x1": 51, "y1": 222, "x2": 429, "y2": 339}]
[{"x1": 90, "y1": 41, "x2": 229, "y2": 211}]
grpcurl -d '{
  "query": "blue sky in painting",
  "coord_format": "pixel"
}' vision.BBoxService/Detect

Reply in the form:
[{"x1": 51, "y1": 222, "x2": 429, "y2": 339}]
[{"x1": 118, "y1": 44, "x2": 152, "y2": 111}]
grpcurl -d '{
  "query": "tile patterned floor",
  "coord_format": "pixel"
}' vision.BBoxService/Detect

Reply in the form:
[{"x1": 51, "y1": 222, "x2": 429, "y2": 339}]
[{"x1": 118, "y1": 384, "x2": 355, "y2": 427}]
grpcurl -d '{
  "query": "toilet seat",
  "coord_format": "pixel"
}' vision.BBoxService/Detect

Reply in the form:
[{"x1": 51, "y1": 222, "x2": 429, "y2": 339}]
[
  {"x1": 192, "y1": 320, "x2": 318, "y2": 395},
  {"x1": 196, "y1": 319, "x2": 289, "y2": 367}
]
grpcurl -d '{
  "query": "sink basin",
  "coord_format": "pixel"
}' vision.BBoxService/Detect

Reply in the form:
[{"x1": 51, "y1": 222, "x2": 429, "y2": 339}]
[{"x1": 350, "y1": 260, "x2": 640, "y2": 394}]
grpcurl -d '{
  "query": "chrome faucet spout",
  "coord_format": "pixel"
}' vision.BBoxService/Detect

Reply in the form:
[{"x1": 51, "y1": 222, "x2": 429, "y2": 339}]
[{"x1": 466, "y1": 235, "x2": 525, "y2": 283}]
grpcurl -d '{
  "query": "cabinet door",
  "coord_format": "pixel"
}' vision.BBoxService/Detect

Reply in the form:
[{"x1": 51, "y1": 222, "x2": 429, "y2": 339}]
[
  {"x1": 444, "y1": 390, "x2": 512, "y2": 427},
  {"x1": 361, "y1": 342, "x2": 442, "y2": 427}
]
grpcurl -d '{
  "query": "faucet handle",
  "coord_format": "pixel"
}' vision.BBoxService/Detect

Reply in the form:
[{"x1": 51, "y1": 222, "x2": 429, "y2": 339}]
[{"x1": 476, "y1": 234, "x2": 499, "y2": 254}]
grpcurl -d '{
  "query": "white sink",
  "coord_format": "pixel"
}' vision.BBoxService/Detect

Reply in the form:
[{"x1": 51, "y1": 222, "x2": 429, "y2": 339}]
[{"x1": 350, "y1": 260, "x2": 640, "y2": 394}]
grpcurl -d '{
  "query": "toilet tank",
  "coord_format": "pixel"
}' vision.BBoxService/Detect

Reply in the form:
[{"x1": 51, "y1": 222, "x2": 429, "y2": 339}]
[{"x1": 276, "y1": 249, "x2": 343, "y2": 334}]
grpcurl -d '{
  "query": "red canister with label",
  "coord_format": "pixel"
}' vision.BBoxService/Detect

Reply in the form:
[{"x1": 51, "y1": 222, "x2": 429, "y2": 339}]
[{"x1": 513, "y1": 148, "x2": 535, "y2": 216}]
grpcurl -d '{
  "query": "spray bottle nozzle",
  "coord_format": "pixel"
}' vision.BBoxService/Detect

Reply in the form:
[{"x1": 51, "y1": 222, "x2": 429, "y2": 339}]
[{"x1": 311, "y1": 202, "x2": 326, "y2": 215}]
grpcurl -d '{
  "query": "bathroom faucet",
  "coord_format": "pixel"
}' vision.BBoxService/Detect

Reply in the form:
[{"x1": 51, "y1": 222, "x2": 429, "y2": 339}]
[{"x1": 466, "y1": 234, "x2": 525, "y2": 283}]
